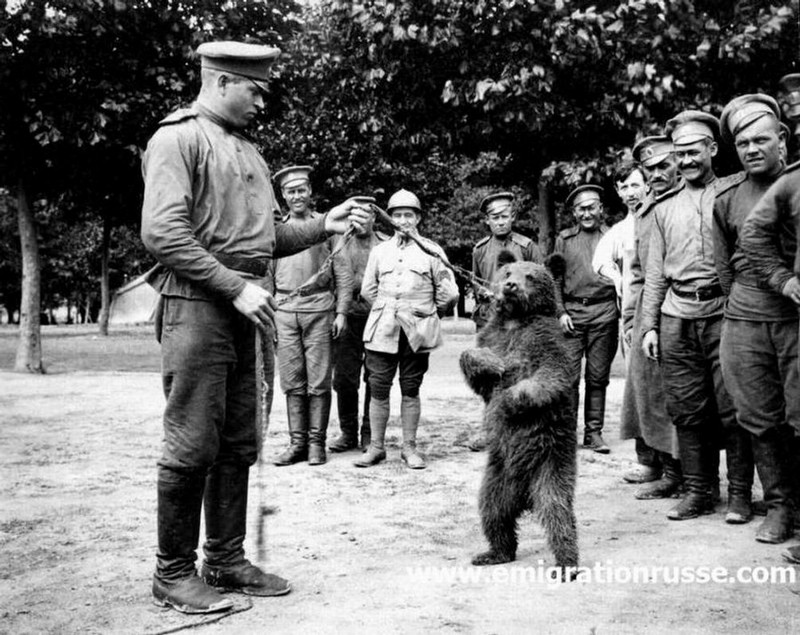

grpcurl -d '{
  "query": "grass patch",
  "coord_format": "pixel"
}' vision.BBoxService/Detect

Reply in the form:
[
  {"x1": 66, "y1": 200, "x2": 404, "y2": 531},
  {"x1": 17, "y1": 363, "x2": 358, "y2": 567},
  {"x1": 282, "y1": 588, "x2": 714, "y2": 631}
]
[{"x1": 0, "y1": 324, "x2": 160, "y2": 373}]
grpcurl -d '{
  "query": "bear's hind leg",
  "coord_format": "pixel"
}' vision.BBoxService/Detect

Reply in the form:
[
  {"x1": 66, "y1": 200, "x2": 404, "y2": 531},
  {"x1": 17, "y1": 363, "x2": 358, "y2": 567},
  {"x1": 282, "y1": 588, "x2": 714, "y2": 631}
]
[
  {"x1": 472, "y1": 456, "x2": 524, "y2": 566},
  {"x1": 535, "y1": 461, "x2": 579, "y2": 576}
]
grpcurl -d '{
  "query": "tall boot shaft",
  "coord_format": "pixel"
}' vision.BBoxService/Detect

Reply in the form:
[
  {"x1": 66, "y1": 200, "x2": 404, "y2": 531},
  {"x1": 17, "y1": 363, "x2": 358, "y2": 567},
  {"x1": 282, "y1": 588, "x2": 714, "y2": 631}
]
[
  {"x1": 273, "y1": 394, "x2": 309, "y2": 466},
  {"x1": 676, "y1": 426, "x2": 712, "y2": 494},
  {"x1": 203, "y1": 463, "x2": 248, "y2": 568},
  {"x1": 308, "y1": 393, "x2": 332, "y2": 465},
  {"x1": 725, "y1": 425, "x2": 754, "y2": 496},
  {"x1": 668, "y1": 426, "x2": 715, "y2": 520},
  {"x1": 329, "y1": 390, "x2": 359, "y2": 453},
  {"x1": 584, "y1": 386, "x2": 606, "y2": 433},
  {"x1": 156, "y1": 466, "x2": 207, "y2": 582},
  {"x1": 753, "y1": 425, "x2": 795, "y2": 543},
  {"x1": 724, "y1": 425, "x2": 754, "y2": 524}
]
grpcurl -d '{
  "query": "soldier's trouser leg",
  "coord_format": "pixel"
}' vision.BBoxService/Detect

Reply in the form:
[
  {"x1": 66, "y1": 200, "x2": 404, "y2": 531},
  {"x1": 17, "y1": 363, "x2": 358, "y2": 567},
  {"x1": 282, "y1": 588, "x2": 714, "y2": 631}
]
[
  {"x1": 155, "y1": 297, "x2": 259, "y2": 613},
  {"x1": 660, "y1": 316, "x2": 720, "y2": 520},
  {"x1": 331, "y1": 315, "x2": 366, "y2": 452},
  {"x1": 583, "y1": 319, "x2": 618, "y2": 435},
  {"x1": 562, "y1": 327, "x2": 587, "y2": 433}
]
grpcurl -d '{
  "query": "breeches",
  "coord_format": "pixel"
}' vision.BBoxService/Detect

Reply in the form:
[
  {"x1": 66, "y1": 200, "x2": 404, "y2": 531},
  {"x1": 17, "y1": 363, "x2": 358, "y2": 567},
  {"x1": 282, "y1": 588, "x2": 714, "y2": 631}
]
[
  {"x1": 659, "y1": 314, "x2": 735, "y2": 433},
  {"x1": 365, "y1": 332, "x2": 429, "y2": 401},
  {"x1": 158, "y1": 297, "x2": 259, "y2": 470},
  {"x1": 276, "y1": 309, "x2": 333, "y2": 396},
  {"x1": 333, "y1": 314, "x2": 368, "y2": 395},
  {"x1": 720, "y1": 318, "x2": 800, "y2": 436},
  {"x1": 563, "y1": 319, "x2": 618, "y2": 389}
]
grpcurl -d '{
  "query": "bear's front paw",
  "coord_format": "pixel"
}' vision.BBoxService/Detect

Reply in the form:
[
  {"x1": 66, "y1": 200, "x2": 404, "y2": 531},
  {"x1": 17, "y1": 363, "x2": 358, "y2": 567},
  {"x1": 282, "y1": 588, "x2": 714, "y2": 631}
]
[
  {"x1": 471, "y1": 550, "x2": 515, "y2": 566},
  {"x1": 460, "y1": 348, "x2": 505, "y2": 380}
]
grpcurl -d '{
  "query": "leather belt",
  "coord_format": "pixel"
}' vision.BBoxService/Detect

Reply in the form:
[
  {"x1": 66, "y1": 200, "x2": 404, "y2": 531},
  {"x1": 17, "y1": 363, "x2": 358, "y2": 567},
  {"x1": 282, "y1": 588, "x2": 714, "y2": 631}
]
[
  {"x1": 671, "y1": 284, "x2": 723, "y2": 301},
  {"x1": 564, "y1": 293, "x2": 615, "y2": 306},
  {"x1": 276, "y1": 287, "x2": 328, "y2": 297},
  {"x1": 214, "y1": 253, "x2": 270, "y2": 277}
]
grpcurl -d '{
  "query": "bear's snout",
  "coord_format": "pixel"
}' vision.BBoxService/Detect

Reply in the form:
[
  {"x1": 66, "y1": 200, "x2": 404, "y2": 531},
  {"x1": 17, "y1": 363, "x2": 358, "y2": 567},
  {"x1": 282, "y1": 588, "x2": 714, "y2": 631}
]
[{"x1": 503, "y1": 279, "x2": 519, "y2": 293}]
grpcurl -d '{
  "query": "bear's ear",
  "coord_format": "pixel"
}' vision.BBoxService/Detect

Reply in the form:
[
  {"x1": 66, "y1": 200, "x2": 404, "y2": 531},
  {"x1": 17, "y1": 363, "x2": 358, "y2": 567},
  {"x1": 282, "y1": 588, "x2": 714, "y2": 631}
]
[
  {"x1": 497, "y1": 249, "x2": 518, "y2": 268},
  {"x1": 545, "y1": 253, "x2": 565, "y2": 280}
]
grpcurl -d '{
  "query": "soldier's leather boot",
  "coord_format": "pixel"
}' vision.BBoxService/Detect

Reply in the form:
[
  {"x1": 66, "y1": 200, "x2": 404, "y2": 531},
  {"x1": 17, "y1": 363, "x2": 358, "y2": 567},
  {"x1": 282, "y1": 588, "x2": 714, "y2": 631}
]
[
  {"x1": 754, "y1": 425, "x2": 794, "y2": 544},
  {"x1": 624, "y1": 438, "x2": 662, "y2": 483},
  {"x1": 354, "y1": 397, "x2": 389, "y2": 467},
  {"x1": 308, "y1": 393, "x2": 332, "y2": 465},
  {"x1": 636, "y1": 453, "x2": 684, "y2": 500},
  {"x1": 152, "y1": 466, "x2": 233, "y2": 614},
  {"x1": 200, "y1": 463, "x2": 291, "y2": 597},
  {"x1": 273, "y1": 394, "x2": 309, "y2": 466},
  {"x1": 400, "y1": 395, "x2": 426, "y2": 469},
  {"x1": 725, "y1": 425, "x2": 754, "y2": 524},
  {"x1": 329, "y1": 388, "x2": 359, "y2": 452},
  {"x1": 583, "y1": 387, "x2": 610, "y2": 453},
  {"x1": 668, "y1": 426, "x2": 716, "y2": 520}
]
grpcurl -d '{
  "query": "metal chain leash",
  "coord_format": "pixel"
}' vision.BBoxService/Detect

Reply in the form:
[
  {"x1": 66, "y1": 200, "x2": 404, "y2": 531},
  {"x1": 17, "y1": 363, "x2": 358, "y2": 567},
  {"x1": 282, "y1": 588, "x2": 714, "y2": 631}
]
[{"x1": 367, "y1": 202, "x2": 496, "y2": 300}]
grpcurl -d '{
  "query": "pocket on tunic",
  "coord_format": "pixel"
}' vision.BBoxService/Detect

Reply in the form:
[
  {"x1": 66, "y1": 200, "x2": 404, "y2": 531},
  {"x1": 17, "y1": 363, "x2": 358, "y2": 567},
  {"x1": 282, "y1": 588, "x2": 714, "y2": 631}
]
[{"x1": 363, "y1": 305, "x2": 385, "y2": 343}]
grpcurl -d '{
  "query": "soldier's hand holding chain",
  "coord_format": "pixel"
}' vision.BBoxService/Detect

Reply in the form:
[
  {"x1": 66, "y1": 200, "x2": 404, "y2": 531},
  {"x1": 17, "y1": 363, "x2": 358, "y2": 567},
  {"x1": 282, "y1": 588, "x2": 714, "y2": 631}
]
[{"x1": 233, "y1": 281, "x2": 278, "y2": 332}]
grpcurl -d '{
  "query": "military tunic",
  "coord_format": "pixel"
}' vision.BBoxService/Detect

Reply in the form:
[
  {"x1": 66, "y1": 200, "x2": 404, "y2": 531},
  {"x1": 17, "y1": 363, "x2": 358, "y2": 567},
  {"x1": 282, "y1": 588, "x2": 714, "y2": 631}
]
[
  {"x1": 471, "y1": 232, "x2": 542, "y2": 326},
  {"x1": 274, "y1": 212, "x2": 353, "y2": 397},
  {"x1": 141, "y1": 103, "x2": 331, "y2": 470},
  {"x1": 640, "y1": 178, "x2": 736, "y2": 434},
  {"x1": 362, "y1": 233, "x2": 459, "y2": 401},
  {"x1": 737, "y1": 164, "x2": 800, "y2": 435},
  {"x1": 332, "y1": 230, "x2": 386, "y2": 420},
  {"x1": 554, "y1": 224, "x2": 619, "y2": 434}
]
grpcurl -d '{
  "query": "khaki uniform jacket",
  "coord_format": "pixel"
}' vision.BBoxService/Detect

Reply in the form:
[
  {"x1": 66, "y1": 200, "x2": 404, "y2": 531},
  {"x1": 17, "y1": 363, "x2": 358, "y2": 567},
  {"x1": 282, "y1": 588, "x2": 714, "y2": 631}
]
[
  {"x1": 361, "y1": 234, "x2": 459, "y2": 354},
  {"x1": 141, "y1": 103, "x2": 327, "y2": 300}
]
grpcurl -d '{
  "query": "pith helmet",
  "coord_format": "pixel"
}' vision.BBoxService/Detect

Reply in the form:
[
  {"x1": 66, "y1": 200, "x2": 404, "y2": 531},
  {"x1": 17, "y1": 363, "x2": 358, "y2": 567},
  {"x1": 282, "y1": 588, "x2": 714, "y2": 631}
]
[{"x1": 386, "y1": 189, "x2": 422, "y2": 213}]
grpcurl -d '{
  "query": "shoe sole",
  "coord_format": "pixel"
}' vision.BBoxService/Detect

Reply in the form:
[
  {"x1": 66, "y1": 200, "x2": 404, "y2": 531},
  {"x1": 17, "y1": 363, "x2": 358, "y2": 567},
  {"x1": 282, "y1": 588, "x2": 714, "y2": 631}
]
[
  {"x1": 153, "y1": 597, "x2": 234, "y2": 614},
  {"x1": 782, "y1": 549, "x2": 800, "y2": 562},
  {"x1": 667, "y1": 508, "x2": 715, "y2": 521},
  {"x1": 218, "y1": 584, "x2": 292, "y2": 597}
]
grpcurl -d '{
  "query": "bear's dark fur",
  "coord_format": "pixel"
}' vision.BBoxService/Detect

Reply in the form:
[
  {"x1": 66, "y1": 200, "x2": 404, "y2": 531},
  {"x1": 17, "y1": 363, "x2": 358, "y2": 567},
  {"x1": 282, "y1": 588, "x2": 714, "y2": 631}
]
[{"x1": 460, "y1": 254, "x2": 578, "y2": 571}]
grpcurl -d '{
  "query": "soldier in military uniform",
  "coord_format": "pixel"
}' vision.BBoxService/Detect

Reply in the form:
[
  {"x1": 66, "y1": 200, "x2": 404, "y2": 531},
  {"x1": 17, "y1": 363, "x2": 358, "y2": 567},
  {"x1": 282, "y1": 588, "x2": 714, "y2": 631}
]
[
  {"x1": 641, "y1": 110, "x2": 740, "y2": 521},
  {"x1": 471, "y1": 191, "x2": 542, "y2": 328},
  {"x1": 140, "y1": 42, "x2": 370, "y2": 614},
  {"x1": 554, "y1": 184, "x2": 619, "y2": 454},
  {"x1": 328, "y1": 202, "x2": 387, "y2": 453},
  {"x1": 713, "y1": 94, "x2": 797, "y2": 537},
  {"x1": 271, "y1": 166, "x2": 354, "y2": 467},
  {"x1": 469, "y1": 191, "x2": 542, "y2": 451},
  {"x1": 740, "y1": 150, "x2": 800, "y2": 563},
  {"x1": 620, "y1": 136, "x2": 684, "y2": 499},
  {"x1": 354, "y1": 190, "x2": 459, "y2": 469}
]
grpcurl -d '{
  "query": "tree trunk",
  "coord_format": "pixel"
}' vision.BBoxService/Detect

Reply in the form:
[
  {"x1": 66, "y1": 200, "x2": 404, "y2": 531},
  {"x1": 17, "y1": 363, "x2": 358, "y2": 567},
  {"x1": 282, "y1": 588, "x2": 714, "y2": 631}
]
[
  {"x1": 536, "y1": 175, "x2": 556, "y2": 255},
  {"x1": 14, "y1": 180, "x2": 44, "y2": 373},
  {"x1": 98, "y1": 216, "x2": 111, "y2": 336}
]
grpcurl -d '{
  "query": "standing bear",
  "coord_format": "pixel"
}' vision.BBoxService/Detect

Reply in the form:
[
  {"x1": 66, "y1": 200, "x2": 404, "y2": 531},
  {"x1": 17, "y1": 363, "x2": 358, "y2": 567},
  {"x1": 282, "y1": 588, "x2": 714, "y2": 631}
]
[{"x1": 460, "y1": 252, "x2": 578, "y2": 571}]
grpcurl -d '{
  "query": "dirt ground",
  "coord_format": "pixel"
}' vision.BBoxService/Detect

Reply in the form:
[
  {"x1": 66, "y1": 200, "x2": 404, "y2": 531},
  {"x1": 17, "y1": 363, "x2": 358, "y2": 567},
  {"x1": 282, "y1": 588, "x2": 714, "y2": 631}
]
[{"x1": 1, "y1": 322, "x2": 798, "y2": 634}]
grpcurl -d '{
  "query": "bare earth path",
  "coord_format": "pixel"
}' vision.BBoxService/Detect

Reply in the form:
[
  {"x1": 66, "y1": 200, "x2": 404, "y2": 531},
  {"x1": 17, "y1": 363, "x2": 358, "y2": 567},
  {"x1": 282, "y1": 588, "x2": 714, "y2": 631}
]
[{"x1": 1, "y1": 324, "x2": 797, "y2": 634}]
